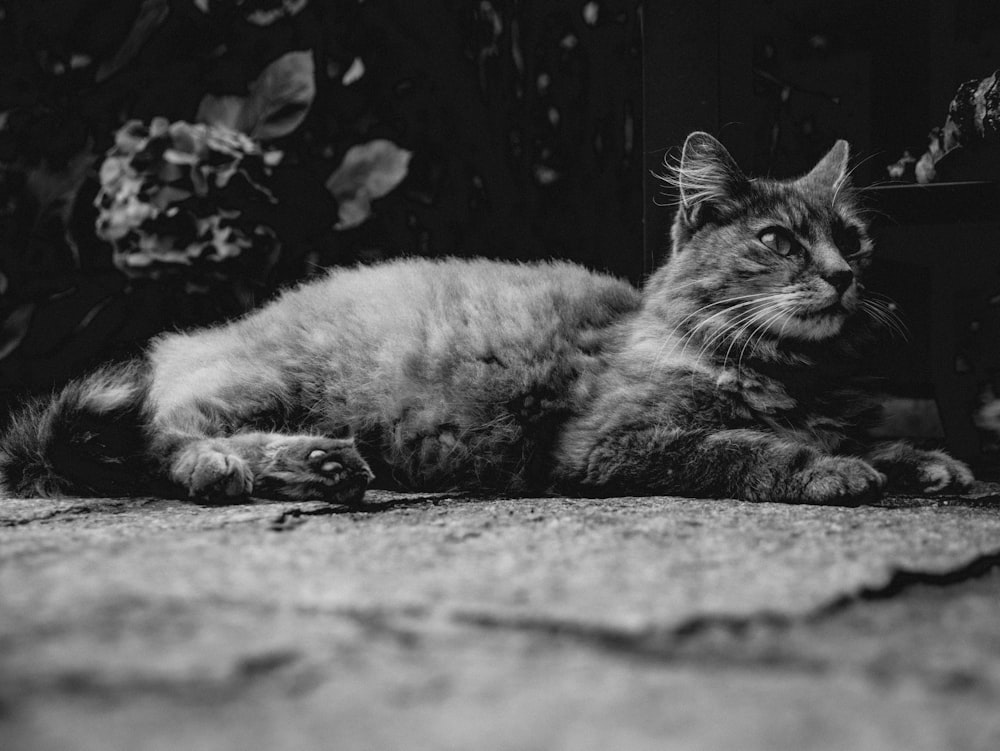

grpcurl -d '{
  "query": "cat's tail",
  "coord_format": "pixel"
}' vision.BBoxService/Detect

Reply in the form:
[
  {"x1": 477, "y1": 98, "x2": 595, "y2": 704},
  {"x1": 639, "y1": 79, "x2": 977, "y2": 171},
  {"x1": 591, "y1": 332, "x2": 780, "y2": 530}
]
[{"x1": 0, "y1": 360, "x2": 156, "y2": 498}]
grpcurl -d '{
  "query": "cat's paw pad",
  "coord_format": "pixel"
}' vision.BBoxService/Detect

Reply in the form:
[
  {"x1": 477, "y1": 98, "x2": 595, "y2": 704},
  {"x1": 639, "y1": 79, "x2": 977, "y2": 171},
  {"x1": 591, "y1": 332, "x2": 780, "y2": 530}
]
[
  {"x1": 797, "y1": 456, "x2": 885, "y2": 505},
  {"x1": 307, "y1": 448, "x2": 346, "y2": 481},
  {"x1": 912, "y1": 451, "x2": 975, "y2": 494},
  {"x1": 172, "y1": 448, "x2": 253, "y2": 501},
  {"x1": 256, "y1": 436, "x2": 374, "y2": 505}
]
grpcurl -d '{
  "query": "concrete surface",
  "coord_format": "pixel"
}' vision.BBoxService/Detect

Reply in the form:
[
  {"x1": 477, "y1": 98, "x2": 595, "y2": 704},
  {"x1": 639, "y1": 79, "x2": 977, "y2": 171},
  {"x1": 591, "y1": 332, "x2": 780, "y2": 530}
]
[{"x1": 3, "y1": 487, "x2": 1000, "y2": 750}]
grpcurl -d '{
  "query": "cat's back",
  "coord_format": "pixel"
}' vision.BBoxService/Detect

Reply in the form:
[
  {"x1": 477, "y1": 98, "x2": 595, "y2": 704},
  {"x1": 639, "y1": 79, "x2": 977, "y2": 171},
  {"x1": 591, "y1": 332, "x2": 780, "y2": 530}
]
[
  {"x1": 237, "y1": 256, "x2": 638, "y2": 422},
  {"x1": 275, "y1": 256, "x2": 640, "y2": 356},
  {"x1": 155, "y1": 257, "x2": 639, "y2": 379}
]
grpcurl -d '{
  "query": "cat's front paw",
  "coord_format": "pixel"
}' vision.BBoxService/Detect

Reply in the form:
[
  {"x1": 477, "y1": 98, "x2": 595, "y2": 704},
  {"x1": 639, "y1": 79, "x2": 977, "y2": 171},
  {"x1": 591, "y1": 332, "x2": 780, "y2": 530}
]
[
  {"x1": 867, "y1": 442, "x2": 975, "y2": 495},
  {"x1": 885, "y1": 452, "x2": 973, "y2": 494},
  {"x1": 912, "y1": 452, "x2": 975, "y2": 493},
  {"x1": 254, "y1": 436, "x2": 374, "y2": 505},
  {"x1": 793, "y1": 456, "x2": 886, "y2": 506}
]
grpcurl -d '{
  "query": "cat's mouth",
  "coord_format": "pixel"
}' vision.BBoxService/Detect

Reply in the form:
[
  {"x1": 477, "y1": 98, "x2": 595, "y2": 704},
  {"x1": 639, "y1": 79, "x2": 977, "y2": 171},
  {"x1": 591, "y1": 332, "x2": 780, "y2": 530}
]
[
  {"x1": 799, "y1": 301, "x2": 849, "y2": 319},
  {"x1": 777, "y1": 299, "x2": 854, "y2": 341}
]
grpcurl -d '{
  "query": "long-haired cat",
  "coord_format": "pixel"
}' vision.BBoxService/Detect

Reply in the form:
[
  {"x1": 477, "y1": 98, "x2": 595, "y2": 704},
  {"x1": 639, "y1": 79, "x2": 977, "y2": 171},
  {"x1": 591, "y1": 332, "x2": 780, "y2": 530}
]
[{"x1": 0, "y1": 133, "x2": 974, "y2": 505}]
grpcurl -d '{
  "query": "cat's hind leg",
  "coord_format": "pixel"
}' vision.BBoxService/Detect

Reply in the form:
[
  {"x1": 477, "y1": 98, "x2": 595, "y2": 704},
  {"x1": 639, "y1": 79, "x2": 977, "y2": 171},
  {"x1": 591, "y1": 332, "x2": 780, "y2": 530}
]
[
  {"x1": 170, "y1": 433, "x2": 373, "y2": 504},
  {"x1": 147, "y1": 329, "x2": 373, "y2": 504}
]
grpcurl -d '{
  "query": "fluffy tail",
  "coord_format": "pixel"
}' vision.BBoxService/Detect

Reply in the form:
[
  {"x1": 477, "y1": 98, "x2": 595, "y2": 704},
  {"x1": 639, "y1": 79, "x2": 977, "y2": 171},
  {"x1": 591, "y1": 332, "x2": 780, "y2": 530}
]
[{"x1": 0, "y1": 360, "x2": 156, "y2": 498}]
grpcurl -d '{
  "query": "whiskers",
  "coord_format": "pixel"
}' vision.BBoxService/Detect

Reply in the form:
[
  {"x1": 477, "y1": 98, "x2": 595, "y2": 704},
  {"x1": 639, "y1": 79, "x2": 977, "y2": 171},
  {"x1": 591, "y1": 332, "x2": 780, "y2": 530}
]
[
  {"x1": 859, "y1": 292, "x2": 909, "y2": 340},
  {"x1": 726, "y1": 300, "x2": 796, "y2": 371},
  {"x1": 649, "y1": 291, "x2": 797, "y2": 374},
  {"x1": 647, "y1": 283, "x2": 907, "y2": 379},
  {"x1": 832, "y1": 151, "x2": 884, "y2": 207}
]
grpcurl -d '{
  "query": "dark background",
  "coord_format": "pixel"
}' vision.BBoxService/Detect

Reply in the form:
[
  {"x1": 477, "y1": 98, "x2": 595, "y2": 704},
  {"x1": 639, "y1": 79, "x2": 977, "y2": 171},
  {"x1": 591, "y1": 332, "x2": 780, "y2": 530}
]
[
  {"x1": 1, "y1": 0, "x2": 998, "y2": 463},
  {"x1": 643, "y1": 0, "x2": 1000, "y2": 262},
  {"x1": 0, "y1": 0, "x2": 645, "y2": 403}
]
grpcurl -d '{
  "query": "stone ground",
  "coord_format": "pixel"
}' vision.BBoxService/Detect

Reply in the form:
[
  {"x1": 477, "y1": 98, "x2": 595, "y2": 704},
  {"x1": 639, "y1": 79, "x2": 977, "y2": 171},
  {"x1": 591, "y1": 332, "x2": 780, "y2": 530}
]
[{"x1": 3, "y1": 486, "x2": 1000, "y2": 751}]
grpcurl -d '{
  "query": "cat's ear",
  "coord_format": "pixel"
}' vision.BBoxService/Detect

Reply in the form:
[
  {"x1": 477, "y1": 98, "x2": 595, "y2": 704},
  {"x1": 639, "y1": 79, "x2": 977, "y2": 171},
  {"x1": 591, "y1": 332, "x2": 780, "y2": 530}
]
[
  {"x1": 673, "y1": 132, "x2": 747, "y2": 228},
  {"x1": 800, "y1": 139, "x2": 850, "y2": 193}
]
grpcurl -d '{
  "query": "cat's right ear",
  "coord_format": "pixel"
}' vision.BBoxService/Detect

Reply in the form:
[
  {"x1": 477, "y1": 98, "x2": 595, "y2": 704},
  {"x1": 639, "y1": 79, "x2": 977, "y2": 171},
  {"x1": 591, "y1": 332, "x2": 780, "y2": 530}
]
[{"x1": 673, "y1": 132, "x2": 747, "y2": 230}]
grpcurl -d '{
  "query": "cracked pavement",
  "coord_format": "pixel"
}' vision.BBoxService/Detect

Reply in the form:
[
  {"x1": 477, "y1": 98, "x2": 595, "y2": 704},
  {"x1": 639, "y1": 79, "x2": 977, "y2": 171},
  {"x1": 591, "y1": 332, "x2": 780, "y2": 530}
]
[{"x1": 3, "y1": 487, "x2": 1000, "y2": 750}]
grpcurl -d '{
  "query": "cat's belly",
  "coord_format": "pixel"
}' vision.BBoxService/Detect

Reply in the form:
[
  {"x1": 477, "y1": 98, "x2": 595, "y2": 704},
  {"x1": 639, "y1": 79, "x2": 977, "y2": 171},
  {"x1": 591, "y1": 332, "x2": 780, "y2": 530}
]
[
  {"x1": 238, "y1": 257, "x2": 641, "y2": 491},
  {"x1": 335, "y1": 329, "x2": 609, "y2": 491}
]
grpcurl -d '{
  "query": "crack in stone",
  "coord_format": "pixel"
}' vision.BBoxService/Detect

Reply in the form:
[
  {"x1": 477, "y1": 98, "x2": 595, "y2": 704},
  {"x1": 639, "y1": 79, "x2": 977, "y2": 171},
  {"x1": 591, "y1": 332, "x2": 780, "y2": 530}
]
[
  {"x1": 0, "y1": 504, "x2": 101, "y2": 526},
  {"x1": 266, "y1": 494, "x2": 467, "y2": 530},
  {"x1": 0, "y1": 647, "x2": 310, "y2": 703},
  {"x1": 817, "y1": 549, "x2": 1000, "y2": 613},
  {"x1": 450, "y1": 549, "x2": 1000, "y2": 681},
  {"x1": 450, "y1": 610, "x2": 821, "y2": 670}
]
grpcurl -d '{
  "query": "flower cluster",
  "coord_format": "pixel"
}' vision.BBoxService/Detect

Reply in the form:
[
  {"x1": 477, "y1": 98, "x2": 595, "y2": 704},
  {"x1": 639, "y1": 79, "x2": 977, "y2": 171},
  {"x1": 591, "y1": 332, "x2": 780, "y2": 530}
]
[
  {"x1": 95, "y1": 118, "x2": 284, "y2": 288},
  {"x1": 914, "y1": 70, "x2": 1000, "y2": 183},
  {"x1": 193, "y1": 0, "x2": 309, "y2": 26}
]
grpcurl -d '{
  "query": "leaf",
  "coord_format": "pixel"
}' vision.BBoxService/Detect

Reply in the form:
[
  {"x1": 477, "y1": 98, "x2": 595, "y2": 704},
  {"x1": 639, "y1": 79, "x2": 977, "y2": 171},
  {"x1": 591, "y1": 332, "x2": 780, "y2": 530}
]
[
  {"x1": 196, "y1": 94, "x2": 246, "y2": 131},
  {"x1": 245, "y1": 51, "x2": 316, "y2": 140},
  {"x1": 195, "y1": 0, "x2": 310, "y2": 25},
  {"x1": 325, "y1": 140, "x2": 412, "y2": 230},
  {"x1": 0, "y1": 303, "x2": 36, "y2": 361},
  {"x1": 247, "y1": 0, "x2": 309, "y2": 26},
  {"x1": 96, "y1": 0, "x2": 170, "y2": 83},
  {"x1": 196, "y1": 51, "x2": 316, "y2": 140},
  {"x1": 25, "y1": 147, "x2": 97, "y2": 225},
  {"x1": 341, "y1": 57, "x2": 365, "y2": 85}
]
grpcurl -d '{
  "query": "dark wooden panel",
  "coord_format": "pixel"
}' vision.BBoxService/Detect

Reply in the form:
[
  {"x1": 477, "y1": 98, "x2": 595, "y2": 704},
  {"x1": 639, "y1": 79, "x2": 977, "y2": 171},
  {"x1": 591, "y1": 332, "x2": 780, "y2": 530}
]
[
  {"x1": 864, "y1": 182, "x2": 1000, "y2": 225},
  {"x1": 641, "y1": 0, "x2": 721, "y2": 271}
]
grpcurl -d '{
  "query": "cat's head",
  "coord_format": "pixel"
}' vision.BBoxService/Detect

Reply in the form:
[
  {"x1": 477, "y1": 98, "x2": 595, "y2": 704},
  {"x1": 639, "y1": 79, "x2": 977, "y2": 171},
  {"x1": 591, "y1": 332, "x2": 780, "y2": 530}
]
[{"x1": 657, "y1": 132, "x2": 878, "y2": 348}]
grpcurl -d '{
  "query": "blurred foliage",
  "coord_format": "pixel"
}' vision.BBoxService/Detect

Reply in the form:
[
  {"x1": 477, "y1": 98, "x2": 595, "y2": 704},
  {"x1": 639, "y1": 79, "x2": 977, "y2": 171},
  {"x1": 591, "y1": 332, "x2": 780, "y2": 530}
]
[{"x1": 0, "y1": 0, "x2": 643, "y2": 410}]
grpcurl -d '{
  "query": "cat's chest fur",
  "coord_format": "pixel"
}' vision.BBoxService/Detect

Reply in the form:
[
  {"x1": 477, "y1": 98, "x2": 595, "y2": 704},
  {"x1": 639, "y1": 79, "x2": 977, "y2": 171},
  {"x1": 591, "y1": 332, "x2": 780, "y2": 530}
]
[
  {"x1": 709, "y1": 365, "x2": 866, "y2": 452},
  {"x1": 591, "y1": 316, "x2": 872, "y2": 451}
]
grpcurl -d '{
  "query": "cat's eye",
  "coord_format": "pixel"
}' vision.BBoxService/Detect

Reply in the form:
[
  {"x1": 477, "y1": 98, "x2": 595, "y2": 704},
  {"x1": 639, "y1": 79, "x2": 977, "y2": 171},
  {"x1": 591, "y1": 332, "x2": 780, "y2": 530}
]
[
  {"x1": 757, "y1": 227, "x2": 799, "y2": 256},
  {"x1": 833, "y1": 222, "x2": 863, "y2": 257}
]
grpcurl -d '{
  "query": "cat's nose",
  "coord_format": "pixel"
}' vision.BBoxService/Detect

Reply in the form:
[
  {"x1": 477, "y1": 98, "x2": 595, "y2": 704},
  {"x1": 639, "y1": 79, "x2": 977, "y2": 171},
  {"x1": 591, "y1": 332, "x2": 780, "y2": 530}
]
[{"x1": 824, "y1": 268, "x2": 854, "y2": 295}]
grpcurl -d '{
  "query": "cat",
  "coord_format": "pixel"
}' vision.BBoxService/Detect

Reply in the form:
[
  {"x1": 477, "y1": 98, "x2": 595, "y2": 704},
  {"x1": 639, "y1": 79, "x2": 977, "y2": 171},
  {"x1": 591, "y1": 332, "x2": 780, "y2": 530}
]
[{"x1": 0, "y1": 132, "x2": 974, "y2": 505}]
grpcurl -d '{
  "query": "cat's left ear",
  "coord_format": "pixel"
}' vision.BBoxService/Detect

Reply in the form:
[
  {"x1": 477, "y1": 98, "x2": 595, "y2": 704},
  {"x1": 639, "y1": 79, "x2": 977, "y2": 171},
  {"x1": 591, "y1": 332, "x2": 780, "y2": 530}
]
[
  {"x1": 673, "y1": 132, "x2": 748, "y2": 229},
  {"x1": 800, "y1": 139, "x2": 850, "y2": 192}
]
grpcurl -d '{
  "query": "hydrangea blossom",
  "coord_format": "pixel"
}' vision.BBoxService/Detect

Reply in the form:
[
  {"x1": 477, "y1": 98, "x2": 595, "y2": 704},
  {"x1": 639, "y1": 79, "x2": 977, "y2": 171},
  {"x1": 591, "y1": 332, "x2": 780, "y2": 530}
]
[
  {"x1": 193, "y1": 0, "x2": 309, "y2": 26},
  {"x1": 915, "y1": 70, "x2": 1000, "y2": 183},
  {"x1": 95, "y1": 118, "x2": 283, "y2": 288}
]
